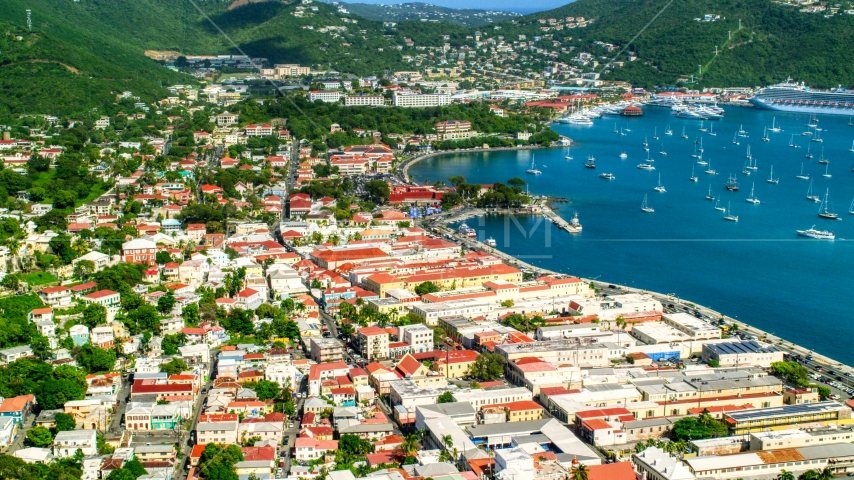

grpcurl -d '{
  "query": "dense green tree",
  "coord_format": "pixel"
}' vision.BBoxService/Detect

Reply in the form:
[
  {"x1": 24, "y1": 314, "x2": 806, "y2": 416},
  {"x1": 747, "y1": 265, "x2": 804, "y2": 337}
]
[
  {"x1": 468, "y1": 353, "x2": 505, "y2": 381},
  {"x1": 26, "y1": 426, "x2": 53, "y2": 447},
  {"x1": 155, "y1": 251, "x2": 173, "y2": 265},
  {"x1": 245, "y1": 380, "x2": 280, "y2": 401},
  {"x1": 80, "y1": 304, "x2": 108, "y2": 329},
  {"x1": 127, "y1": 305, "x2": 160, "y2": 332},
  {"x1": 76, "y1": 345, "x2": 116, "y2": 374},
  {"x1": 161, "y1": 333, "x2": 186, "y2": 356},
  {"x1": 437, "y1": 391, "x2": 454, "y2": 403},
  {"x1": 73, "y1": 260, "x2": 96, "y2": 281},
  {"x1": 670, "y1": 412, "x2": 729, "y2": 441},
  {"x1": 159, "y1": 358, "x2": 188, "y2": 376},
  {"x1": 771, "y1": 361, "x2": 810, "y2": 386},
  {"x1": 54, "y1": 412, "x2": 77, "y2": 432},
  {"x1": 339, "y1": 434, "x2": 375, "y2": 456},
  {"x1": 157, "y1": 290, "x2": 176, "y2": 314},
  {"x1": 48, "y1": 234, "x2": 78, "y2": 265},
  {"x1": 414, "y1": 281, "x2": 440, "y2": 296},
  {"x1": 364, "y1": 180, "x2": 390, "y2": 204}
]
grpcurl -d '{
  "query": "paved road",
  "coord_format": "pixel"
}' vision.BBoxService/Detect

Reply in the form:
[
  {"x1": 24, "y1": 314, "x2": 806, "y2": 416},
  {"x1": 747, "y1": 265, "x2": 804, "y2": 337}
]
[{"x1": 173, "y1": 361, "x2": 215, "y2": 480}]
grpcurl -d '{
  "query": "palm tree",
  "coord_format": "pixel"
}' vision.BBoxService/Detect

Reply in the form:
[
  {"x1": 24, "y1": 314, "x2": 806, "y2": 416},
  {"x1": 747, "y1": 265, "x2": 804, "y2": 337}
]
[
  {"x1": 442, "y1": 434, "x2": 453, "y2": 450},
  {"x1": 72, "y1": 238, "x2": 90, "y2": 256},
  {"x1": 615, "y1": 315, "x2": 627, "y2": 346},
  {"x1": 777, "y1": 470, "x2": 795, "y2": 480},
  {"x1": 817, "y1": 468, "x2": 834, "y2": 480},
  {"x1": 5, "y1": 238, "x2": 19, "y2": 272},
  {"x1": 400, "y1": 433, "x2": 419, "y2": 457},
  {"x1": 571, "y1": 464, "x2": 589, "y2": 480}
]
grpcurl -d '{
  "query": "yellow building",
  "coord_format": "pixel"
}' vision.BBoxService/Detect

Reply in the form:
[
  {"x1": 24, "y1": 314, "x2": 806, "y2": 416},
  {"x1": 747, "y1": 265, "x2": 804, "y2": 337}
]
[
  {"x1": 404, "y1": 264, "x2": 522, "y2": 293},
  {"x1": 364, "y1": 273, "x2": 406, "y2": 298},
  {"x1": 482, "y1": 400, "x2": 545, "y2": 422}
]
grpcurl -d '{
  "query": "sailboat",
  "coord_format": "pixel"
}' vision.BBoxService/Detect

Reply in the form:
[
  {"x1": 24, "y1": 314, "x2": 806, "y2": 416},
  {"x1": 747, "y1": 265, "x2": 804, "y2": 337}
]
[
  {"x1": 643, "y1": 136, "x2": 649, "y2": 148},
  {"x1": 807, "y1": 114, "x2": 818, "y2": 128},
  {"x1": 806, "y1": 144, "x2": 813, "y2": 159},
  {"x1": 613, "y1": 123, "x2": 619, "y2": 133},
  {"x1": 665, "y1": 124, "x2": 673, "y2": 136},
  {"x1": 659, "y1": 144, "x2": 667, "y2": 156},
  {"x1": 849, "y1": 198, "x2": 854, "y2": 214},
  {"x1": 818, "y1": 189, "x2": 838, "y2": 219},
  {"x1": 681, "y1": 126, "x2": 688, "y2": 139},
  {"x1": 812, "y1": 129, "x2": 823, "y2": 143},
  {"x1": 625, "y1": 126, "x2": 632, "y2": 132},
  {"x1": 565, "y1": 144, "x2": 573, "y2": 160},
  {"x1": 706, "y1": 185, "x2": 715, "y2": 200},
  {"x1": 654, "y1": 173, "x2": 666, "y2": 193},
  {"x1": 823, "y1": 163, "x2": 832, "y2": 178},
  {"x1": 704, "y1": 160, "x2": 716, "y2": 175},
  {"x1": 641, "y1": 194, "x2": 654, "y2": 213},
  {"x1": 726, "y1": 174, "x2": 739, "y2": 191},
  {"x1": 770, "y1": 116, "x2": 781, "y2": 133},
  {"x1": 689, "y1": 165, "x2": 698, "y2": 182},
  {"x1": 761, "y1": 126, "x2": 770, "y2": 142},
  {"x1": 697, "y1": 152, "x2": 708, "y2": 166},
  {"x1": 737, "y1": 124, "x2": 748, "y2": 137},
  {"x1": 818, "y1": 147, "x2": 829, "y2": 164},
  {"x1": 745, "y1": 145, "x2": 752, "y2": 160},
  {"x1": 732, "y1": 132, "x2": 740, "y2": 145},
  {"x1": 708, "y1": 124, "x2": 716, "y2": 136},
  {"x1": 691, "y1": 144, "x2": 699, "y2": 159},
  {"x1": 699, "y1": 138, "x2": 704, "y2": 153},
  {"x1": 789, "y1": 134, "x2": 796, "y2": 148},
  {"x1": 619, "y1": 151, "x2": 628, "y2": 159},
  {"x1": 714, "y1": 197, "x2": 726, "y2": 211},
  {"x1": 526, "y1": 156, "x2": 542, "y2": 175},
  {"x1": 767, "y1": 165, "x2": 779, "y2": 184},
  {"x1": 746, "y1": 183, "x2": 760, "y2": 204},
  {"x1": 653, "y1": 127, "x2": 659, "y2": 140},
  {"x1": 806, "y1": 180, "x2": 820, "y2": 202},
  {"x1": 849, "y1": 140, "x2": 854, "y2": 152},
  {"x1": 796, "y1": 163, "x2": 809, "y2": 180},
  {"x1": 584, "y1": 155, "x2": 596, "y2": 169},
  {"x1": 747, "y1": 156, "x2": 758, "y2": 171},
  {"x1": 724, "y1": 202, "x2": 739, "y2": 221},
  {"x1": 699, "y1": 120, "x2": 707, "y2": 132}
]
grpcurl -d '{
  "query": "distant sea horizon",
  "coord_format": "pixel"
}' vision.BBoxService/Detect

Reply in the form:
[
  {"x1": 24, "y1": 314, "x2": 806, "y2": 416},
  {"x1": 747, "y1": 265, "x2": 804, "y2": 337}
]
[{"x1": 334, "y1": 0, "x2": 571, "y2": 15}]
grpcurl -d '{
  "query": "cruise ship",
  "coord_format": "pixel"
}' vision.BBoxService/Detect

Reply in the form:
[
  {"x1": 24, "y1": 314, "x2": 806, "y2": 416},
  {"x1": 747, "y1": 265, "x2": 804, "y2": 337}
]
[{"x1": 750, "y1": 79, "x2": 854, "y2": 115}]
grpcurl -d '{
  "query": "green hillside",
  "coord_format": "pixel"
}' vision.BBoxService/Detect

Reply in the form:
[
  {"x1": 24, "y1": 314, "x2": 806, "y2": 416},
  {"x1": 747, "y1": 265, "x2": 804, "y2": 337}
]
[
  {"x1": 4, "y1": 0, "x2": 854, "y2": 117},
  {"x1": 500, "y1": 0, "x2": 854, "y2": 88}
]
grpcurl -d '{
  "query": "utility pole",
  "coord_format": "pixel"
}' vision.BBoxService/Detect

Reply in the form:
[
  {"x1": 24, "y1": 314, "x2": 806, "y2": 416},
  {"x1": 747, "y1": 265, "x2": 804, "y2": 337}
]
[{"x1": 26, "y1": 9, "x2": 31, "y2": 31}]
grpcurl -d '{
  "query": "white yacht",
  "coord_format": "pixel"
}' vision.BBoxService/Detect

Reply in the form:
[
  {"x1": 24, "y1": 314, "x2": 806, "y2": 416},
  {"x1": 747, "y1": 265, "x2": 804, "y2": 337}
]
[{"x1": 797, "y1": 226, "x2": 834, "y2": 240}]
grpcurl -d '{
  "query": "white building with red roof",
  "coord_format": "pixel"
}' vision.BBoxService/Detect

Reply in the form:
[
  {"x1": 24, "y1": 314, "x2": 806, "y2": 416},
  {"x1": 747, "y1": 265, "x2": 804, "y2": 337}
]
[{"x1": 235, "y1": 288, "x2": 263, "y2": 310}]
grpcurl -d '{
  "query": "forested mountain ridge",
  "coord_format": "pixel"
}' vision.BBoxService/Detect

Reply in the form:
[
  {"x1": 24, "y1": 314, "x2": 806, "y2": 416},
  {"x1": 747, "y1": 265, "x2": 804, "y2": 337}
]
[
  {"x1": 4, "y1": 0, "x2": 854, "y2": 117},
  {"x1": 496, "y1": 0, "x2": 854, "y2": 88}
]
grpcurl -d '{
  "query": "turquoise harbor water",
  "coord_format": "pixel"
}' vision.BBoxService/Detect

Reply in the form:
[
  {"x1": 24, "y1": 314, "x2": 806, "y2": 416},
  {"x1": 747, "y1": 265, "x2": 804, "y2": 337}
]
[{"x1": 409, "y1": 106, "x2": 854, "y2": 364}]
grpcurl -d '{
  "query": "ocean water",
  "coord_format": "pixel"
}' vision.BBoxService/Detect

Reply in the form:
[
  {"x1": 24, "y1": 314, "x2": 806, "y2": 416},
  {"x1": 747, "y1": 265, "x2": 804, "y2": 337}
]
[{"x1": 409, "y1": 106, "x2": 854, "y2": 364}]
